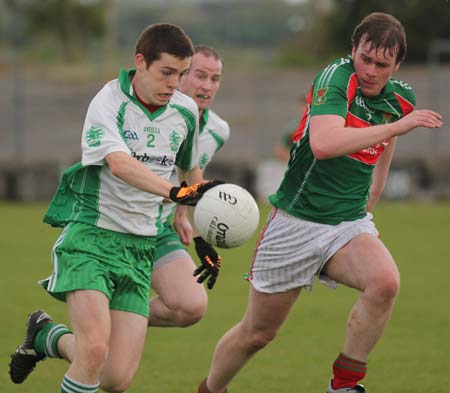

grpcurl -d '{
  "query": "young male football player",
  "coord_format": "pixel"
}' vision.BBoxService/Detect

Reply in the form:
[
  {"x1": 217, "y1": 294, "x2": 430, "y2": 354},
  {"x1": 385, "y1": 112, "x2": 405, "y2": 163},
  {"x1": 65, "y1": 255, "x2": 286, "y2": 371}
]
[
  {"x1": 9, "y1": 23, "x2": 220, "y2": 393},
  {"x1": 148, "y1": 45, "x2": 230, "y2": 328},
  {"x1": 198, "y1": 12, "x2": 443, "y2": 393}
]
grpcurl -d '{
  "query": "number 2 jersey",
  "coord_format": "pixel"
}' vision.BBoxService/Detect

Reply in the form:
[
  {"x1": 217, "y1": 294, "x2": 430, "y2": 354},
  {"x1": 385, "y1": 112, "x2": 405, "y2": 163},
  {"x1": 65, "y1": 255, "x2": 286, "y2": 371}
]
[
  {"x1": 269, "y1": 55, "x2": 416, "y2": 225},
  {"x1": 44, "y1": 69, "x2": 199, "y2": 236}
]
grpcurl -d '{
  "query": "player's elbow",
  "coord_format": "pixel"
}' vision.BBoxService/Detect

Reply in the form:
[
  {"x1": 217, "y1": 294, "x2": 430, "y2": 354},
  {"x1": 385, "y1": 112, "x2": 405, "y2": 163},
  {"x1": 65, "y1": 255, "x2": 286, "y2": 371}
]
[
  {"x1": 309, "y1": 116, "x2": 344, "y2": 160},
  {"x1": 106, "y1": 152, "x2": 130, "y2": 178},
  {"x1": 310, "y1": 139, "x2": 332, "y2": 160},
  {"x1": 108, "y1": 160, "x2": 124, "y2": 178},
  {"x1": 369, "y1": 187, "x2": 384, "y2": 202}
]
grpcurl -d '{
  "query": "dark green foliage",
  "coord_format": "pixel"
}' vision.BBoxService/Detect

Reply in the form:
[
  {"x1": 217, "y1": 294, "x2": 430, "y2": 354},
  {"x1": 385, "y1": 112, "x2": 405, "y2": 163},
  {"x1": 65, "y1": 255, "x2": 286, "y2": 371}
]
[
  {"x1": 4, "y1": 0, "x2": 109, "y2": 60},
  {"x1": 324, "y1": 0, "x2": 450, "y2": 63}
]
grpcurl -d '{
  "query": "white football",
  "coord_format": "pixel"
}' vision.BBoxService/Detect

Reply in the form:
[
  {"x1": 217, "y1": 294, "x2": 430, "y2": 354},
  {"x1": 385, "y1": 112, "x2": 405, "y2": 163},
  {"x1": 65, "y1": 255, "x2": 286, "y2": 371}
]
[{"x1": 194, "y1": 183, "x2": 260, "y2": 248}]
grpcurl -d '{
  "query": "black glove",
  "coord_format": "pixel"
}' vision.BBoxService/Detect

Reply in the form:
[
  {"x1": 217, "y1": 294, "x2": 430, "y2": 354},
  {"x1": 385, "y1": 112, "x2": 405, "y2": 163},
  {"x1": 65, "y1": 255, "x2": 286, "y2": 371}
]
[
  {"x1": 169, "y1": 180, "x2": 223, "y2": 206},
  {"x1": 193, "y1": 236, "x2": 222, "y2": 290}
]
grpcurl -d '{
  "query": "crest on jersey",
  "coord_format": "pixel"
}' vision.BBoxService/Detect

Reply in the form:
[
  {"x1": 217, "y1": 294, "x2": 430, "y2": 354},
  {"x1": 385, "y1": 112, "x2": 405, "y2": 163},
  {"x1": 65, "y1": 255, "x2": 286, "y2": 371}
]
[
  {"x1": 199, "y1": 153, "x2": 209, "y2": 169},
  {"x1": 314, "y1": 87, "x2": 328, "y2": 105},
  {"x1": 382, "y1": 112, "x2": 392, "y2": 124},
  {"x1": 170, "y1": 130, "x2": 181, "y2": 152},
  {"x1": 86, "y1": 125, "x2": 104, "y2": 147}
]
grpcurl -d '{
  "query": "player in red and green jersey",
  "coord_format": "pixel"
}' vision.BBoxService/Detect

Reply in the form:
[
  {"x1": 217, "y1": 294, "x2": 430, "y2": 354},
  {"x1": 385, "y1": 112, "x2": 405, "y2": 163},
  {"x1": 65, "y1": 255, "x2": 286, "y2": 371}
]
[
  {"x1": 198, "y1": 13, "x2": 443, "y2": 393},
  {"x1": 270, "y1": 53, "x2": 417, "y2": 224}
]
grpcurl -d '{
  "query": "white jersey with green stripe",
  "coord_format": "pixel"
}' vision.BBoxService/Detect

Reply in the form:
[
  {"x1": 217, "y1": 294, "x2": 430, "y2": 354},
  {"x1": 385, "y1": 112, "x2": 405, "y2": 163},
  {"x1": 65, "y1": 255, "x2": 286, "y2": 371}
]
[
  {"x1": 269, "y1": 55, "x2": 416, "y2": 225},
  {"x1": 44, "y1": 69, "x2": 199, "y2": 236},
  {"x1": 160, "y1": 107, "x2": 230, "y2": 224},
  {"x1": 196, "y1": 108, "x2": 230, "y2": 170}
]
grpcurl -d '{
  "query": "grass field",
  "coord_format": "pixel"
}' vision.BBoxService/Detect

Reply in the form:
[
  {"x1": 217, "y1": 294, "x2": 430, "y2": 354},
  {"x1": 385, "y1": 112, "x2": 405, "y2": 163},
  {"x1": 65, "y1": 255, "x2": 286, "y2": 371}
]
[{"x1": 1, "y1": 201, "x2": 449, "y2": 393}]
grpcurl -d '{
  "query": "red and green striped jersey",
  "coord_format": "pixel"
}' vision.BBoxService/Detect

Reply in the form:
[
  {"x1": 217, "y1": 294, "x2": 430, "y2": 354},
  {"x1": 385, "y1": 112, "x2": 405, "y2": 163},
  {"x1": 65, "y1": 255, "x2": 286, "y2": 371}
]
[{"x1": 269, "y1": 55, "x2": 416, "y2": 224}]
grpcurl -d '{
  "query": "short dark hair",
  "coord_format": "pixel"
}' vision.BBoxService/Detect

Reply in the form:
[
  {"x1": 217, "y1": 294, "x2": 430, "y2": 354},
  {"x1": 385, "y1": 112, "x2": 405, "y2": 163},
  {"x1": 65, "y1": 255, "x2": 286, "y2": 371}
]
[
  {"x1": 194, "y1": 45, "x2": 222, "y2": 63},
  {"x1": 135, "y1": 23, "x2": 194, "y2": 66},
  {"x1": 351, "y1": 13, "x2": 406, "y2": 64}
]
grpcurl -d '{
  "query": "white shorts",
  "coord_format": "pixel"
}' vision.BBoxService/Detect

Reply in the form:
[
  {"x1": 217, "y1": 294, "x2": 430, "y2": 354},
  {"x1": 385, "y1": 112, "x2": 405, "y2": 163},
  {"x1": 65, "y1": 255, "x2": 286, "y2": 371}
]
[{"x1": 248, "y1": 208, "x2": 379, "y2": 293}]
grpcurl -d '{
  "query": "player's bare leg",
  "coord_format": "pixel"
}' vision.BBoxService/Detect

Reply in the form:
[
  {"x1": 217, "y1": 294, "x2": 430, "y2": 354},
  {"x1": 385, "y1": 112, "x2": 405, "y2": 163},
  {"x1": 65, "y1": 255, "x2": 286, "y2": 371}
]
[
  {"x1": 323, "y1": 233, "x2": 400, "y2": 390},
  {"x1": 100, "y1": 310, "x2": 148, "y2": 392},
  {"x1": 204, "y1": 286, "x2": 301, "y2": 393},
  {"x1": 148, "y1": 257, "x2": 208, "y2": 327},
  {"x1": 325, "y1": 233, "x2": 400, "y2": 359},
  {"x1": 36, "y1": 308, "x2": 146, "y2": 392},
  {"x1": 57, "y1": 333, "x2": 75, "y2": 363},
  {"x1": 61, "y1": 302, "x2": 148, "y2": 392},
  {"x1": 65, "y1": 290, "x2": 111, "y2": 386}
]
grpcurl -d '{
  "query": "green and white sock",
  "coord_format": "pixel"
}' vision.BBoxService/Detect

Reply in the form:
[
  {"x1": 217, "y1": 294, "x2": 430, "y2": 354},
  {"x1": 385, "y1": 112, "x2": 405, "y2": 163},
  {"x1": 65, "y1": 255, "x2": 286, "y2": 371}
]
[
  {"x1": 61, "y1": 375, "x2": 99, "y2": 393},
  {"x1": 33, "y1": 322, "x2": 71, "y2": 358}
]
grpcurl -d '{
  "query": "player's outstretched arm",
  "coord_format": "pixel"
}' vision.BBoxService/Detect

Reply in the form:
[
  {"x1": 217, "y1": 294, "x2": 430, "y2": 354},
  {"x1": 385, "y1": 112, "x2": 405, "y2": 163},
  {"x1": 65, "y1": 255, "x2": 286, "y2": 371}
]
[
  {"x1": 310, "y1": 110, "x2": 443, "y2": 160},
  {"x1": 106, "y1": 151, "x2": 173, "y2": 197},
  {"x1": 106, "y1": 152, "x2": 221, "y2": 205},
  {"x1": 389, "y1": 109, "x2": 443, "y2": 136}
]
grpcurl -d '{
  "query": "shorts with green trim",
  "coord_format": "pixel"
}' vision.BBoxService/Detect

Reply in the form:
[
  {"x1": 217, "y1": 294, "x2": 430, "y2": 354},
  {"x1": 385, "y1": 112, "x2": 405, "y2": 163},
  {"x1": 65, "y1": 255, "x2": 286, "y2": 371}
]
[
  {"x1": 40, "y1": 221, "x2": 156, "y2": 318},
  {"x1": 153, "y1": 221, "x2": 190, "y2": 270}
]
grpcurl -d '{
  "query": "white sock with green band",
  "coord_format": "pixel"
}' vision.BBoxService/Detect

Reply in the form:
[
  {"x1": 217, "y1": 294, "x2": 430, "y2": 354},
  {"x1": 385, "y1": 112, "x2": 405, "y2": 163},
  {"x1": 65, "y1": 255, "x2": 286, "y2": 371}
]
[{"x1": 60, "y1": 375, "x2": 99, "y2": 393}]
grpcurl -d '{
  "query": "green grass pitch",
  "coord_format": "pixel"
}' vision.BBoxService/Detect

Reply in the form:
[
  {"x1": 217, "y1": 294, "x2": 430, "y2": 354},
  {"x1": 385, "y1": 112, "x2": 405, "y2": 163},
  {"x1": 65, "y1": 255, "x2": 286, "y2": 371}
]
[{"x1": 0, "y1": 202, "x2": 449, "y2": 392}]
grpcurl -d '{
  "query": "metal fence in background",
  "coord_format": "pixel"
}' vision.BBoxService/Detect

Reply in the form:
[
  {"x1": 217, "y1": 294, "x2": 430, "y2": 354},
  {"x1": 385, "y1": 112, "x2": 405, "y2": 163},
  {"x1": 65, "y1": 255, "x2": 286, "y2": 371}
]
[{"x1": 1, "y1": 61, "x2": 450, "y2": 201}]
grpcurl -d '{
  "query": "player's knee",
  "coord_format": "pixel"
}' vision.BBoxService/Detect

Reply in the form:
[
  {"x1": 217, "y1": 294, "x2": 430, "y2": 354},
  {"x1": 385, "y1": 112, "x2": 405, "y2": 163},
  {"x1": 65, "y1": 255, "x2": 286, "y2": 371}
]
[
  {"x1": 165, "y1": 290, "x2": 207, "y2": 327},
  {"x1": 81, "y1": 342, "x2": 109, "y2": 371},
  {"x1": 380, "y1": 275, "x2": 400, "y2": 301},
  {"x1": 101, "y1": 370, "x2": 134, "y2": 393},
  {"x1": 245, "y1": 326, "x2": 278, "y2": 352},
  {"x1": 371, "y1": 271, "x2": 400, "y2": 304},
  {"x1": 101, "y1": 379, "x2": 130, "y2": 393},
  {"x1": 175, "y1": 299, "x2": 207, "y2": 327}
]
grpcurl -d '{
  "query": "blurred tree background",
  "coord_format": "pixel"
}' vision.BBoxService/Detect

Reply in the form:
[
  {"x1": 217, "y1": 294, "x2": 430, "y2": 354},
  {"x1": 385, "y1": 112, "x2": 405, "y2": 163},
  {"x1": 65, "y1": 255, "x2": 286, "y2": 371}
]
[
  {"x1": 1, "y1": 0, "x2": 449, "y2": 66},
  {"x1": 324, "y1": 0, "x2": 450, "y2": 62},
  {"x1": 1, "y1": 0, "x2": 450, "y2": 201},
  {"x1": 2, "y1": 0, "x2": 110, "y2": 61}
]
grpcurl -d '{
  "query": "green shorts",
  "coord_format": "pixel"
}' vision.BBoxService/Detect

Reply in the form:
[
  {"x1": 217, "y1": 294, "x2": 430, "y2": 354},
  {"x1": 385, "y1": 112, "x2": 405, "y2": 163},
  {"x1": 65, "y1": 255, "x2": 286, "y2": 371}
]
[
  {"x1": 153, "y1": 221, "x2": 189, "y2": 269},
  {"x1": 40, "y1": 222, "x2": 156, "y2": 317}
]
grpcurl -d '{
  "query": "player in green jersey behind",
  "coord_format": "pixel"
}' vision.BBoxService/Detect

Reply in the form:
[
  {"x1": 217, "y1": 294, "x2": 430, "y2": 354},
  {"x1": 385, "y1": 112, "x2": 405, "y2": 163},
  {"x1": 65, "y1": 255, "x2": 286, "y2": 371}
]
[
  {"x1": 273, "y1": 95, "x2": 307, "y2": 162},
  {"x1": 148, "y1": 45, "x2": 230, "y2": 328},
  {"x1": 8, "y1": 23, "x2": 221, "y2": 393},
  {"x1": 197, "y1": 13, "x2": 443, "y2": 393}
]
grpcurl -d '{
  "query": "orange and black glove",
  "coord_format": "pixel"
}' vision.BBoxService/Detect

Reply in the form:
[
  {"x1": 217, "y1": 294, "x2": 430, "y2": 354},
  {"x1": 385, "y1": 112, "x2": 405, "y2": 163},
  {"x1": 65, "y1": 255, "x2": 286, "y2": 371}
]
[
  {"x1": 193, "y1": 236, "x2": 222, "y2": 290},
  {"x1": 169, "y1": 180, "x2": 222, "y2": 206}
]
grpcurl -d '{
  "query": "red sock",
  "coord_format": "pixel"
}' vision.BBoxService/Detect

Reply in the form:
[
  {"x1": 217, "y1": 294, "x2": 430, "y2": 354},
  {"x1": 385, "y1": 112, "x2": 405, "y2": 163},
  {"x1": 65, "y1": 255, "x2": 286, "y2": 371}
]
[
  {"x1": 198, "y1": 379, "x2": 228, "y2": 393},
  {"x1": 332, "y1": 352, "x2": 367, "y2": 389},
  {"x1": 198, "y1": 379, "x2": 212, "y2": 393}
]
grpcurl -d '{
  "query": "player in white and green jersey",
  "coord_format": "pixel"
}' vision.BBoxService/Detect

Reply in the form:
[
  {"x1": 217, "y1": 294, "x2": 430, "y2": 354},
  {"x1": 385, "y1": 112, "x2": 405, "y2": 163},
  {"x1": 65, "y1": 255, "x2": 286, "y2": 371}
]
[
  {"x1": 149, "y1": 46, "x2": 230, "y2": 328},
  {"x1": 9, "y1": 24, "x2": 222, "y2": 393},
  {"x1": 42, "y1": 70, "x2": 200, "y2": 236},
  {"x1": 198, "y1": 13, "x2": 443, "y2": 393}
]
